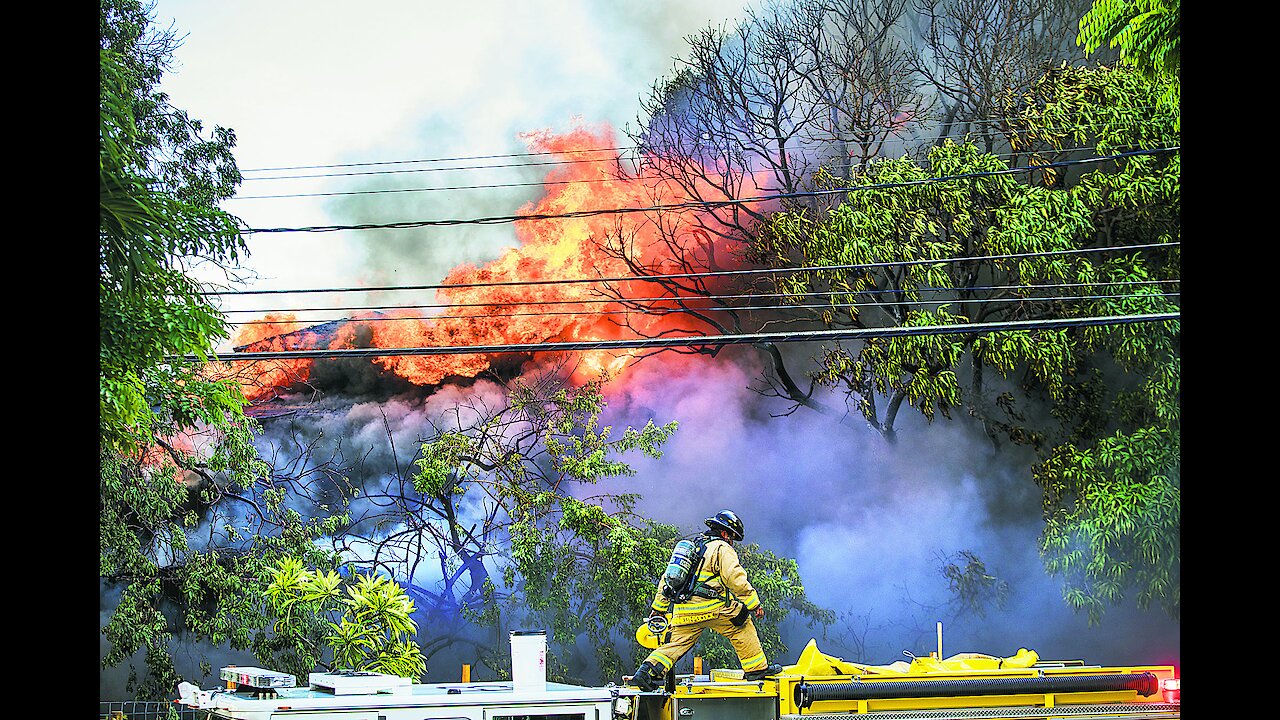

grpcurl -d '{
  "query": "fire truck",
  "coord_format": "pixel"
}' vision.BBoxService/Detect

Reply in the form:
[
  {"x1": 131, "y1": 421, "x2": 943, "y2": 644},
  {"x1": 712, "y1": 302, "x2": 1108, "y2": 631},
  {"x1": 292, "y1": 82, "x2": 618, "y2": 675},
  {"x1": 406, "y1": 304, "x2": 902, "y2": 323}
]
[{"x1": 174, "y1": 629, "x2": 1180, "y2": 720}]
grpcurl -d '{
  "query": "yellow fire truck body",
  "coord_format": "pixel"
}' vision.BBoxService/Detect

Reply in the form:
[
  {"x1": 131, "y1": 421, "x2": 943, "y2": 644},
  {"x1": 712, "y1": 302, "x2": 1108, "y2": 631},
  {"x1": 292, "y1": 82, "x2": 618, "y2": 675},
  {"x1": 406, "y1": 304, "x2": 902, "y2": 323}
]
[{"x1": 180, "y1": 638, "x2": 1179, "y2": 720}]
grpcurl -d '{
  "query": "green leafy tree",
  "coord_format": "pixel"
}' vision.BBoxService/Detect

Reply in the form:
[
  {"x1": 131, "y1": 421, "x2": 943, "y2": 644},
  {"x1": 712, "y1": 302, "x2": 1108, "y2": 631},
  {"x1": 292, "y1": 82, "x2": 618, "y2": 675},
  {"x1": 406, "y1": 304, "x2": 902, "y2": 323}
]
[
  {"x1": 99, "y1": 1, "x2": 355, "y2": 699},
  {"x1": 264, "y1": 558, "x2": 427, "y2": 680},
  {"x1": 608, "y1": 0, "x2": 1093, "y2": 419},
  {"x1": 364, "y1": 373, "x2": 681, "y2": 683},
  {"x1": 1077, "y1": 0, "x2": 1179, "y2": 124},
  {"x1": 908, "y1": 0, "x2": 1092, "y2": 152},
  {"x1": 100, "y1": 0, "x2": 247, "y2": 455},
  {"x1": 340, "y1": 370, "x2": 829, "y2": 683},
  {"x1": 503, "y1": 506, "x2": 832, "y2": 682},
  {"x1": 99, "y1": 440, "x2": 350, "y2": 698},
  {"x1": 684, "y1": 543, "x2": 835, "y2": 672},
  {"x1": 1008, "y1": 63, "x2": 1180, "y2": 623},
  {"x1": 1078, "y1": 0, "x2": 1179, "y2": 78},
  {"x1": 752, "y1": 61, "x2": 1178, "y2": 623},
  {"x1": 502, "y1": 498, "x2": 680, "y2": 684}
]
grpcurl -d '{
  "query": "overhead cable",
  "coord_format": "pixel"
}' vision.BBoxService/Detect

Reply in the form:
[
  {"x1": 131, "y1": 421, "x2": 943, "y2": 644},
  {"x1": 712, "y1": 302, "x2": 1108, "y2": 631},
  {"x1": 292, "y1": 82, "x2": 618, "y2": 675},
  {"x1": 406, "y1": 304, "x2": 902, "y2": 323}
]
[
  {"x1": 242, "y1": 154, "x2": 624, "y2": 182},
  {"x1": 239, "y1": 146, "x2": 632, "y2": 173},
  {"x1": 245, "y1": 147, "x2": 1179, "y2": 234},
  {"x1": 237, "y1": 110, "x2": 1157, "y2": 174},
  {"x1": 233, "y1": 175, "x2": 606, "y2": 200},
  {"x1": 226, "y1": 291, "x2": 1180, "y2": 327},
  {"x1": 197, "y1": 312, "x2": 1179, "y2": 362},
  {"x1": 205, "y1": 242, "x2": 1180, "y2": 298},
  {"x1": 220, "y1": 283, "x2": 1179, "y2": 316},
  {"x1": 229, "y1": 145, "x2": 1101, "y2": 200}
]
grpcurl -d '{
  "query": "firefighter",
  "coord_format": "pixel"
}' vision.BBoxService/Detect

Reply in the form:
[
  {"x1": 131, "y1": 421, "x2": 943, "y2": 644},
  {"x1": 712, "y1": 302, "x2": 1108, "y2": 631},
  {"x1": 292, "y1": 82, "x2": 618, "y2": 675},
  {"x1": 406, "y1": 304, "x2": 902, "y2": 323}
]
[{"x1": 629, "y1": 510, "x2": 784, "y2": 691}]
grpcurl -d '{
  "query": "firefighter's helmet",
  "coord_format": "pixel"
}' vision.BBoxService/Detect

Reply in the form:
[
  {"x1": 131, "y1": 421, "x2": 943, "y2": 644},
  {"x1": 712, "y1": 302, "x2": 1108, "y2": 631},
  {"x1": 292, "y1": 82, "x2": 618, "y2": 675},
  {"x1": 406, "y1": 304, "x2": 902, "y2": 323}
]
[{"x1": 704, "y1": 510, "x2": 745, "y2": 541}]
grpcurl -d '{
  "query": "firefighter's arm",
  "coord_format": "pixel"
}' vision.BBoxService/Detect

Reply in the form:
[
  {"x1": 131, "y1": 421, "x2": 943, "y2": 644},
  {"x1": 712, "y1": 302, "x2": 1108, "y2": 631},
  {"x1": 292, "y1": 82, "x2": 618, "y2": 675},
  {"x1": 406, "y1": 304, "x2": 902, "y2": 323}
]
[
  {"x1": 716, "y1": 544, "x2": 762, "y2": 611},
  {"x1": 651, "y1": 577, "x2": 672, "y2": 615}
]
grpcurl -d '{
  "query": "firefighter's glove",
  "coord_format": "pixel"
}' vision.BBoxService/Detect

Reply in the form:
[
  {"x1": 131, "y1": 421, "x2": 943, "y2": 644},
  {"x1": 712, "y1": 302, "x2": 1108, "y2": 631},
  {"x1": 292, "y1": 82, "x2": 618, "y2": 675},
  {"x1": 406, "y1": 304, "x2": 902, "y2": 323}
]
[
  {"x1": 648, "y1": 609, "x2": 666, "y2": 620},
  {"x1": 753, "y1": 606, "x2": 765, "y2": 620}
]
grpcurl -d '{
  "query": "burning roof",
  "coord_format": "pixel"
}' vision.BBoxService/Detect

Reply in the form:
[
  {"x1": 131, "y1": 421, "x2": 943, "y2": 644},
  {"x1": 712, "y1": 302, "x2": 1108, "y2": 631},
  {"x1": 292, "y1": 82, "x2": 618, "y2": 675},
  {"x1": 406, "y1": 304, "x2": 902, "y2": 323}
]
[{"x1": 219, "y1": 122, "x2": 761, "y2": 404}]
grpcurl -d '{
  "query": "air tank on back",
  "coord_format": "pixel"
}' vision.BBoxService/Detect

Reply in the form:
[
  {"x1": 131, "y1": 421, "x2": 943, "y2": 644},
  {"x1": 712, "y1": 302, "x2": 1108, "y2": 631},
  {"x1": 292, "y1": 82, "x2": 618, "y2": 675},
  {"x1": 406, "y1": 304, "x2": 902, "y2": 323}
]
[{"x1": 661, "y1": 539, "x2": 699, "y2": 599}]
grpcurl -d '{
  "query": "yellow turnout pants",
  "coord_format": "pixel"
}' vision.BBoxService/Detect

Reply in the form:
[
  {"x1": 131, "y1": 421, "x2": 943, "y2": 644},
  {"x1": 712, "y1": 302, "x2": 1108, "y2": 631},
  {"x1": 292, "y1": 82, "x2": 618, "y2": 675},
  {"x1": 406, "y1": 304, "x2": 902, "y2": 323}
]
[{"x1": 643, "y1": 604, "x2": 768, "y2": 674}]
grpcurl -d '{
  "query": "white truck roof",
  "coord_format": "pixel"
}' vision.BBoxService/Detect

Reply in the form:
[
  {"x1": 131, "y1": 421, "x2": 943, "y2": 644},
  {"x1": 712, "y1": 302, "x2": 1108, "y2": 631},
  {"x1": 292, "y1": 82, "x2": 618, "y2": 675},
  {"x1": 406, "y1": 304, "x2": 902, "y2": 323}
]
[{"x1": 182, "y1": 674, "x2": 623, "y2": 720}]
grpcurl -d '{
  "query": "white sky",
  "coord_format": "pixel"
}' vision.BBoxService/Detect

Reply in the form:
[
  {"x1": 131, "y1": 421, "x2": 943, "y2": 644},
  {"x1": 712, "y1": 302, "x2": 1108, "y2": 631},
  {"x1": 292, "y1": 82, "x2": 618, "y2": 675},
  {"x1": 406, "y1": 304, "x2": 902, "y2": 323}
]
[{"x1": 150, "y1": 0, "x2": 748, "y2": 345}]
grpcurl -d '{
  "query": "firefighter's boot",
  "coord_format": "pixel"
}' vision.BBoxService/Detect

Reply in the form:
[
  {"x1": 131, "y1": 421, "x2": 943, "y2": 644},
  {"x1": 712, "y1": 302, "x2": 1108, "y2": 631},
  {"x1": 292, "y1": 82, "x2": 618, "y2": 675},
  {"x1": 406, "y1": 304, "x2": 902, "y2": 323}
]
[
  {"x1": 629, "y1": 660, "x2": 663, "y2": 692},
  {"x1": 743, "y1": 662, "x2": 783, "y2": 681}
]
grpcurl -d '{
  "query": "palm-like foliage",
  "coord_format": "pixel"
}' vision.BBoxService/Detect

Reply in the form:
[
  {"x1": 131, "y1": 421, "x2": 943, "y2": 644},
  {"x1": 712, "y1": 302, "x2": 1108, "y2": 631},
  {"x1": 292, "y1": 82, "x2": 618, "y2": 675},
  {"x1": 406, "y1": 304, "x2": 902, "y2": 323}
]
[
  {"x1": 266, "y1": 558, "x2": 427, "y2": 680},
  {"x1": 1077, "y1": 0, "x2": 1179, "y2": 126}
]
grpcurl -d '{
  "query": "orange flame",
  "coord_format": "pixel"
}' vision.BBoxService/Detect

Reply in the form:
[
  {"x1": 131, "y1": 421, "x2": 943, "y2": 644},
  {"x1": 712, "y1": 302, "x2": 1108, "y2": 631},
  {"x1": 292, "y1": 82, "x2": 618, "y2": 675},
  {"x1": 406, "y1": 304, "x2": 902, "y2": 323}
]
[
  {"x1": 211, "y1": 313, "x2": 319, "y2": 400},
  {"x1": 233, "y1": 121, "x2": 758, "y2": 398}
]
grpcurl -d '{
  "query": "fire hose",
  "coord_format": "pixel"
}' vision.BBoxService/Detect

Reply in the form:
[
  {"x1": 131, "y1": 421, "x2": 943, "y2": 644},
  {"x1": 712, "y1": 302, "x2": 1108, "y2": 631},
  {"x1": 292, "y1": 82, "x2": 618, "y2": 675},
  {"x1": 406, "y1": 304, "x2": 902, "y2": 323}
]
[{"x1": 795, "y1": 672, "x2": 1159, "y2": 708}]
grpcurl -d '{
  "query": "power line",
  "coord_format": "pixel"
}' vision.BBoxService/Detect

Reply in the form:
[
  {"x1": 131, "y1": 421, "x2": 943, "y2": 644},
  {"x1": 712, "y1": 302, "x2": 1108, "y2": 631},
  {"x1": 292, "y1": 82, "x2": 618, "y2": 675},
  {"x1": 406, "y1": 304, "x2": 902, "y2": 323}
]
[
  {"x1": 205, "y1": 242, "x2": 1180, "y2": 298},
  {"x1": 234, "y1": 138, "x2": 1088, "y2": 184},
  {"x1": 245, "y1": 147, "x2": 1178, "y2": 234},
  {"x1": 233, "y1": 175, "x2": 604, "y2": 200},
  {"x1": 229, "y1": 145, "x2": 1103, "y2": 201},
  {"x1": 241, "y1": 154, "x2": 625, "y2": 182},
  {"x1": 220, "y1": 281, "x2": 1179, "y2": 316},
  {"x1": 199, "y1": 312, "x2": 1178, "y2": 362},
  {"x1": 226, "y1": 291, "x2": 1180, "y2": 327},
  {"x1": 235, "y1": 110, "x2": 1158, "y2": 175},
  {"x1": 239, "y1": 146, "x2": 633, "y2": 173}
]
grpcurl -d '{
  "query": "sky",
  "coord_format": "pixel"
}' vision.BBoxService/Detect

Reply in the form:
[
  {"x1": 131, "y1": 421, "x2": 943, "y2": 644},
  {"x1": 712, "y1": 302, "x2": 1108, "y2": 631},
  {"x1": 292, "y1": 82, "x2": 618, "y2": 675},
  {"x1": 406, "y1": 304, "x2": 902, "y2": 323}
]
[
  {"x1": 115, "y1": 0, "x2": 1182, "y2": 696},
  {"x1": 151, "y1": 0, "x2": 749, "y2": 347}
]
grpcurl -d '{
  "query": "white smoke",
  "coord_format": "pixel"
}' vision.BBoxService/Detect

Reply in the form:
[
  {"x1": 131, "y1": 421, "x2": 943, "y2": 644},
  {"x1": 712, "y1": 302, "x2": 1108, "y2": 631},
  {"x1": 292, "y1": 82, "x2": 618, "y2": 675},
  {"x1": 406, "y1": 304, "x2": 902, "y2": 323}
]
[{"x1": 592, "y1": 345, "x2": 1180, "y2": 668}]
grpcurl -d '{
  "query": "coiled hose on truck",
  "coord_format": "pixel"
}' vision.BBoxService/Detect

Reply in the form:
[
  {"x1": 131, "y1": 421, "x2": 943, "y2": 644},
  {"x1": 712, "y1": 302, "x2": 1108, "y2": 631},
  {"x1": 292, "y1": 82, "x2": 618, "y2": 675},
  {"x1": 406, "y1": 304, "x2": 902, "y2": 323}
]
[{"x1": 795, "y1": 671, "x2": 1159, "y2": 708}]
